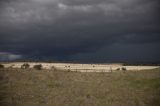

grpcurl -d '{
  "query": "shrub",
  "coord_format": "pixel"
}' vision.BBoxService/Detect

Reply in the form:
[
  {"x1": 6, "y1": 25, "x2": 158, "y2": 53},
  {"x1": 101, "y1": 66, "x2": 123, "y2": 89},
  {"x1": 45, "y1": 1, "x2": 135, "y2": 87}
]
[
  {"x1": 0, "y1": 64, "x2": 4, "y2": 69},
  {"x1": 51, "y1": 66, "x2": 56, "y2": 70},
  {"x1": 21, "y1": 63, "x2": 30, "y2": 69},
  {"x1": 121, "y1": 67, "x2": 127, "y2": 71},
  {"x1": 116, "y1": 68, "x2": 120, "y2": 71},
  {"x1": 33, "y1": 64, "x2": 42, "y2": 70},
  {"x1": 9, "y1": 64, "x2": 14, "y2": 68}
]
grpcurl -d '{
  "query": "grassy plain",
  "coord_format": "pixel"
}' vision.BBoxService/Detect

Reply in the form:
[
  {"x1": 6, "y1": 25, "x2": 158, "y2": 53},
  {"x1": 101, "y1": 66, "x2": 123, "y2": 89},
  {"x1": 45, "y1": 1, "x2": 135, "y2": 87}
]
[{"x1": 0, "y1": 68, "x2": 160, "y2": 106}]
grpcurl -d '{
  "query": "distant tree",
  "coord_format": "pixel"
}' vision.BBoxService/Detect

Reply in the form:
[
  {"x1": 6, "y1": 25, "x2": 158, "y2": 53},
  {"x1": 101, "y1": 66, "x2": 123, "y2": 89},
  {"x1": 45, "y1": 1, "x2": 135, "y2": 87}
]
[{"x1": 33, "y1": 64, "x2": 42, "y2": 70}]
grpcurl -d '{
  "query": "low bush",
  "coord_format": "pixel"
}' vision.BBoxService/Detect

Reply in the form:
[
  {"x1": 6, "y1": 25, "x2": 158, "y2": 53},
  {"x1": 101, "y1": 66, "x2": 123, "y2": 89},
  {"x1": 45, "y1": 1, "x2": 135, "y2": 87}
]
[
  {"x1": 121, "y1": 67, "x2": 127, "y2": 71},
  {"x1": 116, "y1": 68, "x2": 120, "y2": 71},
  {"x1": 0, "y1": 64, "x2": 4, "y2": 69},
  {"x1": 51, "y1": 66, "x2": 56, "y2": 70},
  {"x1": 21, "y1": 63, "x2": 30, "y2": 69},
  {"x1": 33, "y1": 64, "x2": 42, "y2": 70}
]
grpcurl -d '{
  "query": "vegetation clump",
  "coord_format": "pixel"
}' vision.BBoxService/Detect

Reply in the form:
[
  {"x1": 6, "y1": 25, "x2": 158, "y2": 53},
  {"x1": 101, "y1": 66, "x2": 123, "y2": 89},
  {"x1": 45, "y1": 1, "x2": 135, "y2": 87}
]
[
  {"x1": 121, "y1": 67, "x2": 127, "y2": 71},
  {"x1": 0, "y1": 64, "x2": 4, "y2": 69},
  {"x1": 116, "y1": 68, "x2": 120, "y2": 71},
  {"x1": 21, "y1": 63, "x2": 30, "y2": 69},
  {"x1": 9, "y1": 64, "x2": 14, "y2": 68},
  {"x1": 33, "y1": 64, "x2": 42, "y2": 70},
  {"x1": 51, "y1": 66, "x2": 57, "y2": 70}
]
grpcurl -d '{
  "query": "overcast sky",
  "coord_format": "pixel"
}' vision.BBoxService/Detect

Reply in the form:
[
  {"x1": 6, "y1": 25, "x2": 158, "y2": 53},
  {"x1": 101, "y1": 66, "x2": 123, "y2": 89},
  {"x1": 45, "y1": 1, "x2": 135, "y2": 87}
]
[{"x1": 0, "y1": 0, "x2": 160, "y2": 63}]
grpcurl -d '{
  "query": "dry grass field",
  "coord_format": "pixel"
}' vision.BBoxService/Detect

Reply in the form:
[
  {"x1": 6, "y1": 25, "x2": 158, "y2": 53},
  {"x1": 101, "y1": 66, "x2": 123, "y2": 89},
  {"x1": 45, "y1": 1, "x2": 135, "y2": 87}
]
[{"x1": 0, "y1": 67, "x2": 160, "y2": 106}]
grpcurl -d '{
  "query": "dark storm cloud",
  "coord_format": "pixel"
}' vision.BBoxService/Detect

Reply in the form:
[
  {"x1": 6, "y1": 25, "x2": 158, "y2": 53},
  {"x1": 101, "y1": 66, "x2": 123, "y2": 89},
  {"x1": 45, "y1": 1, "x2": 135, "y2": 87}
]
[{"x1": 0, "y1": 0, "x2": 160, "y2": 62}]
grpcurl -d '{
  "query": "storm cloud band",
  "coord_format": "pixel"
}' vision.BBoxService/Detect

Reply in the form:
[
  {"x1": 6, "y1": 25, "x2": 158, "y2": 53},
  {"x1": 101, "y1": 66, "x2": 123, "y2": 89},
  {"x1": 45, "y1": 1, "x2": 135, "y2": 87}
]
[{"x1": 0, "y1": 0, "x2": 160, "y2": 62}]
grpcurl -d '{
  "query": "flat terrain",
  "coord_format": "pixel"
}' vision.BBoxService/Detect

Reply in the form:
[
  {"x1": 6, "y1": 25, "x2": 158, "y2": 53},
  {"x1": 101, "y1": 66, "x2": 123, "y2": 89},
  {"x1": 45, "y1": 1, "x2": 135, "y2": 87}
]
[{"x1": 0, "y1": 68, "x2": 160, "y2": 106}]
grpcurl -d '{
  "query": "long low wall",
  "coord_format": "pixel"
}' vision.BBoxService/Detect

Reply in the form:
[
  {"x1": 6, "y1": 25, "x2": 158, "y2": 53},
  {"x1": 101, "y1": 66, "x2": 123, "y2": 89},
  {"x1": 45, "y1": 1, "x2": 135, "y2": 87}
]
[{"x1": 1, "y1": 62, "x2": 159, "y2": 72}]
